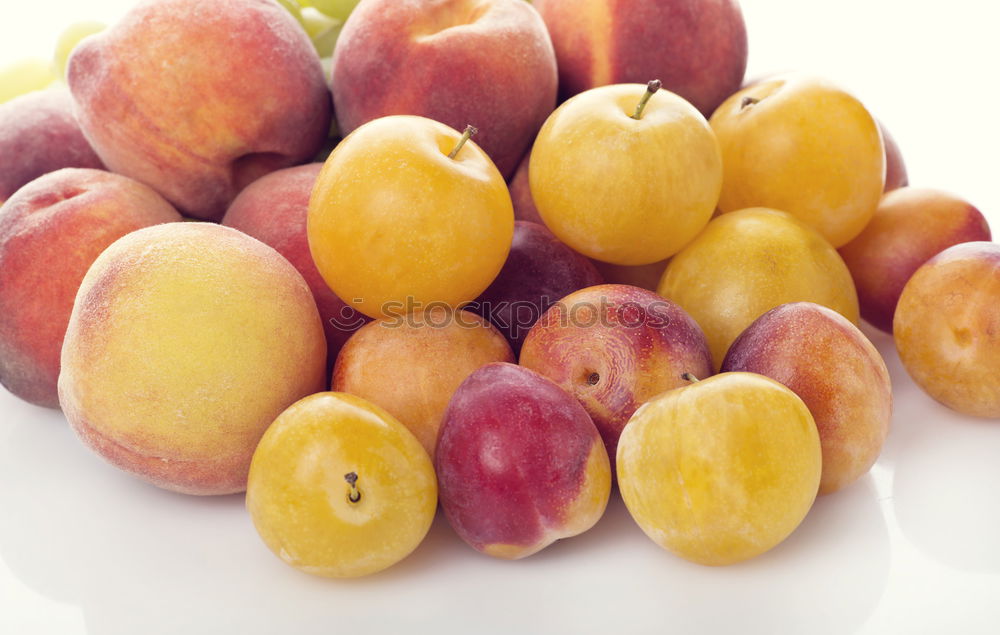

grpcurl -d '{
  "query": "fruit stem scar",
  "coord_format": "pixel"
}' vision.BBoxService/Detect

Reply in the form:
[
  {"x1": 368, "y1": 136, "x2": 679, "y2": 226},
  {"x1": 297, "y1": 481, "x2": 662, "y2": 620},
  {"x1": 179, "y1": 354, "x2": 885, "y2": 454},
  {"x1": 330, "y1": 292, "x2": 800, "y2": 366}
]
[
  {"x1": 681, "y1": 372, "x2": 700, "y2": 383},
  {"x1": 631, "y1": 80, "x2": 661, "y2": 120},
  {"x1": 587, "y1": 372, "x2": 600, "y2": 386},
  {"x1": 448, "y1": 125, "x2": 478, "y2": 159},
  {"x1": 740, "y1": 96, "x2": 760, "y2": 110},
  {"x1": 345, "y1": 472, "x2": 361, "y2": 503}
]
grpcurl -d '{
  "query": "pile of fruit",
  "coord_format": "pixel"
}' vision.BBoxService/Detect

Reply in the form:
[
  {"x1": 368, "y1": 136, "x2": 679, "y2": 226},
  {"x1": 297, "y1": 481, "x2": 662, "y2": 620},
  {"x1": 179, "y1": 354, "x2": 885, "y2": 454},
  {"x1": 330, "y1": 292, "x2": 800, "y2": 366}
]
[{"x1": 0, "y1": 0, "x2": 996, "y2": 579}]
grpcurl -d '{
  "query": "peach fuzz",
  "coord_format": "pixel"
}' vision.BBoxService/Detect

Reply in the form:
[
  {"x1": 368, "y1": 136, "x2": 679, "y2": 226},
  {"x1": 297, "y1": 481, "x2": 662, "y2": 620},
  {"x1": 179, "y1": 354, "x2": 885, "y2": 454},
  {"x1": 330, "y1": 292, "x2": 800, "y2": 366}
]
[
  {"x1": 222, "y1": 164, "x2": 369, "y2": 365},
  {"x1": 436, "y1": 362, "x2": 610, "y2": 559},
  {"x1": 838, "y1": 187, "x2": 990, "y2": 333},
  {"x1": 332, "y1": 307, "x2": 514, "y2": 460},
  {"x1": 0, "y1": 168, "x2": 181, "y2": 408},
  {"x1": 536, "y1": 0, "x2": 747, "y2": 116},
  {"x1": 330, "y1": 0, "x2": 557, "y2": 178},
  {"x1": 722, "y1": 302, "x2": 892, "y2": 495},
  {"x1": 0, "y1": 89, "x2": 104, "y2": 203},
  {"x1": 58, "y1": 223, "x2": 327, "y2": 495},
  {"x1": 894, "y1": 242, "x2": 1000, "y2": 418},
  {"x1": 67, "y1": 0, "x2": 331, "y2": 220}
]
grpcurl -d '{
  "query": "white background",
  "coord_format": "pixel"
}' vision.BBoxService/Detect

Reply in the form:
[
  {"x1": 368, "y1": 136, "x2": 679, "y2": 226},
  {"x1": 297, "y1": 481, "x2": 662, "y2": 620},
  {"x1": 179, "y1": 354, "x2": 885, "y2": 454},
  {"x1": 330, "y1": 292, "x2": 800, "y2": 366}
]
[{"x1": 2, "y1": 1, "x2": 1000, "y2": 633}]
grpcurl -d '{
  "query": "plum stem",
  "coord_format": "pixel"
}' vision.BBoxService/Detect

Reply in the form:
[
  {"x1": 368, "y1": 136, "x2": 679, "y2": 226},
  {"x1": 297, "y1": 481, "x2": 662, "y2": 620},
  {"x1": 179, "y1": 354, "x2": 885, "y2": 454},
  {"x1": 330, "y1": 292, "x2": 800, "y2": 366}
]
[
  {"x1": 740, "y1": 96, "x2": 760, "y2": 110},
  {"x1": 448, "y1": 125, "x2": 478, "y2": 159},
  {"x1": 345, "y1": 472, "x2": 361, "y2": 503},
  {"x1": 631, "y1": 80, "x2": 661, "y2": 120},
  {"x1": 681, "y1": 373, "x2": 700, "y2": 383}
]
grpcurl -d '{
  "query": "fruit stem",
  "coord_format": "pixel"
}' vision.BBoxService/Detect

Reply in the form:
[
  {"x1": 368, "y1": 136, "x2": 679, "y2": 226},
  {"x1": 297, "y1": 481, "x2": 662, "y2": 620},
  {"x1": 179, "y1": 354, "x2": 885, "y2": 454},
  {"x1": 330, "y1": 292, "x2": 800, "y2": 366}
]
[
  {"x1": 681, "y1": 373, "x2": 700, "y2": 383},
  {"x1": 631, "y1": 80, "x2": 661, "y2": 120},
  {"x1": 740, "y1": 96, "x2": 760, "y2": 110},
  {"x1": 448, "y1": 125, "x2": 478, "y2": 159},
  {"x1": 345, "y1": 472, "x2": 361, "y2": 503}
]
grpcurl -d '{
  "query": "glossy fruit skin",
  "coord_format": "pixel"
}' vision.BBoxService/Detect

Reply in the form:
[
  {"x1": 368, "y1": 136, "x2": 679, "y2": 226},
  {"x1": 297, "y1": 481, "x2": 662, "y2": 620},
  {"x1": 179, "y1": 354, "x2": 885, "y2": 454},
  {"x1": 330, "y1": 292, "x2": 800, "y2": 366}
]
[
  {"x1": 894, "y1": 242, "x2": 1000, "y2": 418},
  {"x1": 308, "y1": 115, "x2": 514, "y2": 319},
  {"x1": 710, "y1": 74, "x2": 885, "y2": 248},
  {"x1": 435, "y1": 363, "x2": 610, "y2": 559},
  {"x1": 530, "y1": 83, "x2": 722, "y2": 266},
  {"x1": 617, "y1": 372, "x2": 821, "y2": 566},
  {"x1": 838, "y1": 187, "x2": 991, "y2": 333},
  {"x1": 331, "y1": 307, "x2": 514, "y2": 460},
  {"x1": 247, "y1": 392, "x2": 437, "y2": 578},
  {"x1": 473, "y1": 221, "x2": 604, "y2": 352},
  {"x1": 658, "y1": 207, "x2": 859, "y2": 368},
  {"x1": 722, "y1": 302, "x2": 892, "y2": 494},
  {"x1": 879, "y1": 120, "x2": 908, "y2": 192},
  {"x1": 519, "y1": 284, "x2": 713, "y2": 471}
]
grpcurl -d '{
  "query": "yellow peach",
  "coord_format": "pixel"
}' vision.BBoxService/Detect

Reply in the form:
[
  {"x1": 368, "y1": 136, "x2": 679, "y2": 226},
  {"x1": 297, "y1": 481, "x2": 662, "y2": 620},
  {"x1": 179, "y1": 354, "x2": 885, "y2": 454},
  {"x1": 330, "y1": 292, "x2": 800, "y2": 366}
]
[{"x1": 58, "y1": 223, "x2": 327, "y2": 495}]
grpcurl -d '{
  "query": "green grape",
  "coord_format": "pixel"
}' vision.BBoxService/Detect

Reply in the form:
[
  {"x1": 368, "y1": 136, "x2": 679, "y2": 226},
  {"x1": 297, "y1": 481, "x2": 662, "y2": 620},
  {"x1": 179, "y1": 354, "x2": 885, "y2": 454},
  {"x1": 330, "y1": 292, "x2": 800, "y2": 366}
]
[
  {"x1": 304, "y1": 0, "x2": 360, "y2": 22},
  {"x1": 53, "y1": 20, "x2": 106, "y2": 79},
  {"x1": 301, "y1": 8, "x2": 342, "y2": 58},
  {"x1": 0, "y1": 58, "x2": 57, "y2": 105},
  {"x1": 275, "y1": 0, "x2": 307, "y2": 29}
]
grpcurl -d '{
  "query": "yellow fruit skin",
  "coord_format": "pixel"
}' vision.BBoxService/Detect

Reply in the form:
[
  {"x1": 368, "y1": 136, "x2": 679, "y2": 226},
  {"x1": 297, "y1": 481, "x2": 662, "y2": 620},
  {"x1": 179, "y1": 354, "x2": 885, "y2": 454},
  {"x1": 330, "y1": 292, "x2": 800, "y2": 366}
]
[
  {"x1": 58, "y1": 223, "x2": 327, "y2": 495},
  {"x1": 657, "y1": 207, "x2": 859, "y2": 368},
  {"x1": 710, "y1": 74, "x2": 885, "y2": 248},
  {"x1": 247, "y1": 392, "x2": 437, "y2": 578},
  {"x1": 617, "y1": 372, "x2": 822, "y2": 566},
  {"x1": 894, "y1": 242, "x2": 1000, "y2": 418},
  {"x1": 307, "y1": 115, "x2": 513, "y2": 319},
  {"x1": 529, "y1": 83, "x2": 722, "y2": 266}
]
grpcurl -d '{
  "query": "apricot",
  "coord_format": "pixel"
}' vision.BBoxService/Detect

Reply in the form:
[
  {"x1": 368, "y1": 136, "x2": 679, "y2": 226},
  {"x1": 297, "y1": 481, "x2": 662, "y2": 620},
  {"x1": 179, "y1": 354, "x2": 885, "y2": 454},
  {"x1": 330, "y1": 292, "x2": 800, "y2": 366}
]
[
  {"x1": 58, "y1": 223, "x2": 327, "y2": 494},
  {"x1": 838, "y1": 187, "x2": 990, "y2": 333},
  {"x1": 332, "y1": 307, "x2": 514, "y2": 460},
  {"x1": 894, "y1": 242, "x2": 1000, "y2": 418},
  {"x1": 722, "y1": 302, "x2": 892, "y2": 494}
]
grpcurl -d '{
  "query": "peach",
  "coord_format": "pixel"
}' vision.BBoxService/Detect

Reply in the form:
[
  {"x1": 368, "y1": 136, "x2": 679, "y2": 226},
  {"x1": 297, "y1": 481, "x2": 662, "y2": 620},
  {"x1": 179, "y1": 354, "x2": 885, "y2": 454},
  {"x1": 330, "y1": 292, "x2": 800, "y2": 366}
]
[
  {"x1": 722, "y1": 302, "x2": 892, "y2": 494},
  {"x1": 332, "y1": 307, "x2": 514, "y2": 460},
  {"x1": 838, "y1": 187, "x2": 990, "y2": 333},
  {"x1": 879, "y1": 120, "x2": 908, "y2": 192},
  {"x1": 0, "y1": 89, "x2": 104, "y2": 202},
  {"x1": 436, "y1": 362, "x2": 610, "y2": 559},
  {"x1": 894, "y1": 242, "x2": 1000, "y2": 418},
  {"x1": 330, "y1": 0, "x2": 557, "y2": 178},
  {"x1": 536, "y1": 0, "x2": 748, "y2": 116},
  {"x1": 519, "y1": 284, "x2": 713, "y2": 470},
  {"x1": 0, "y1": 169, "x2": 181, "y2": 408},
  {"x1": 67, "y1": 0, "x2": 331, "y2": 220},
  {"x1": 473, "y1": 221, "x2": 603, "y2": 352},
  {"x1": 222, "y1": 164, "x2": 369, "y2": 365},
  {"x1": 58, "y1": 223, "x2": 327, "y2": 494},
  {"x1": 658, "y1": 207, "x2": 860, "y2": 368}
]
